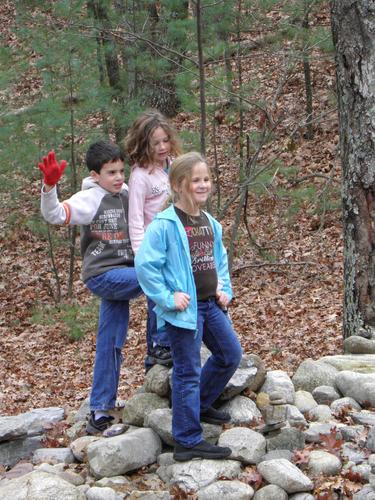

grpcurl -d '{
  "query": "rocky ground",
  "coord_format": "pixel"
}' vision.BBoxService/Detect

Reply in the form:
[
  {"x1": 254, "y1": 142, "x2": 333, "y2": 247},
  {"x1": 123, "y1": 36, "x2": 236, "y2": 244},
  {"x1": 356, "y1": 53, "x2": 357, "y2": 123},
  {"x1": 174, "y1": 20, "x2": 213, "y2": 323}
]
[{"x1": 1, "y1": 338, "x2": 375, "y2": 498}]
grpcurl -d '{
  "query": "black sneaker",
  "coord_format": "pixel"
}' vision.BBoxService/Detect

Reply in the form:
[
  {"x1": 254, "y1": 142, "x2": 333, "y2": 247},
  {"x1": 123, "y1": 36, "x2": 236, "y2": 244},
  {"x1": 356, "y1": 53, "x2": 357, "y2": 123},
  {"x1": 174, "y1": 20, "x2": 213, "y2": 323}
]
[
  {"x1": 201, "y1": 406, "x2": 231, "y2": 425},
  {"x1": 173, "y1": 440, "x2": 232, "y2": 461},
  {"x1": 86, "y1": 412, "x2": 114, "y2": 435},
  {"x1": 148, "y1": 345, "x2": 173, "y2": 366}
]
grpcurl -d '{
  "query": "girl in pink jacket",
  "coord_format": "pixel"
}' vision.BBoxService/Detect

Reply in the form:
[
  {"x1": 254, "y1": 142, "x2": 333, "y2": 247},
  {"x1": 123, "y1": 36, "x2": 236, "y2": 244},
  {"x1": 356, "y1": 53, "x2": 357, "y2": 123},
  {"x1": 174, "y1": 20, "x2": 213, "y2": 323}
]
[{"x1": 125, "y1": 110, "x2": 182, "y2": 368}]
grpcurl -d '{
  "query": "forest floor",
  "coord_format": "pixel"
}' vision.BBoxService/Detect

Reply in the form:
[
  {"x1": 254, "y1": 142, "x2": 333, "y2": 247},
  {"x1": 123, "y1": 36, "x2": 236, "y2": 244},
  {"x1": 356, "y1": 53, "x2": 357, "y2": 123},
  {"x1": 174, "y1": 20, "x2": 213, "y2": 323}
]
[{"x1": 0, "y1": 1, "x2": 343, "y2": 419}]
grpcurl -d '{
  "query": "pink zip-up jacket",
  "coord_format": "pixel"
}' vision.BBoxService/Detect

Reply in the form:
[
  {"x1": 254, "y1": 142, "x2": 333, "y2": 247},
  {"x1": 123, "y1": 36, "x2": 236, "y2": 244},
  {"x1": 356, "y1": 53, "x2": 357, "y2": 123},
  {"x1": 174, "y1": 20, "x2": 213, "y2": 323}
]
[{"x1": 128, "y1": 161, "x2": 170, "y2": 254}]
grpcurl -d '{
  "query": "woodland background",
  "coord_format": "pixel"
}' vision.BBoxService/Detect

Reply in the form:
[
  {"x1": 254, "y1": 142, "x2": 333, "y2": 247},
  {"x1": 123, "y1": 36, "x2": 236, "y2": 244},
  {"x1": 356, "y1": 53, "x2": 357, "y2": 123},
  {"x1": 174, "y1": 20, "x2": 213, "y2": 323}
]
[{"x1": 0, "y1": 0, "x2": 343, "y2": 417}]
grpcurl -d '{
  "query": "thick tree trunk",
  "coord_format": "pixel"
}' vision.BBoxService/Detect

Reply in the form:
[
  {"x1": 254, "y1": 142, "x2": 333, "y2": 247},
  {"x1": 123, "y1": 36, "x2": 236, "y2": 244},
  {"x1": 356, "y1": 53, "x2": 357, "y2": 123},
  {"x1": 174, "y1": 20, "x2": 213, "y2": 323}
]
[{"x1": 331, "y1": 1, "x2": 375, "y2": 338}]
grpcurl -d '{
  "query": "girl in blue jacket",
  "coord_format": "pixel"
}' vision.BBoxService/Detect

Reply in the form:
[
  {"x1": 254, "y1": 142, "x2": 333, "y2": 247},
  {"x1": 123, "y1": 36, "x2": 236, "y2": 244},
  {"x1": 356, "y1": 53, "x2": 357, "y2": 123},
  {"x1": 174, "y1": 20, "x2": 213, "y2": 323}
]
[{"x1": 135, "y1": 152, "x2": 242, "y2": 461}]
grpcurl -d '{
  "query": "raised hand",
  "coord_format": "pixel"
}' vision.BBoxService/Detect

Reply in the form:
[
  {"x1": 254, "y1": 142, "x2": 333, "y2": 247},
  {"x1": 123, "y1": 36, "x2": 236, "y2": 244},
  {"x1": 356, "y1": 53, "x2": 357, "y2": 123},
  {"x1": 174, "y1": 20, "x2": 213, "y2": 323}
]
[{"x1": 38, "y1": 150, "x2": 67, "y2": 187}]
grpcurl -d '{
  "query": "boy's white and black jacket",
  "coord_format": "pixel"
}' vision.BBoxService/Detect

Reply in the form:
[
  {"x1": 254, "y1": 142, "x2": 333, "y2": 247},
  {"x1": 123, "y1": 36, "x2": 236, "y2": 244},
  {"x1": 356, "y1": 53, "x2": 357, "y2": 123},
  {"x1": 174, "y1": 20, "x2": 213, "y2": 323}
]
[
  {"x1": 135, "y1": 204, "x2": 232, "y2": 332},
  {"x1": 41, "y1": 177, "x2": 134, "y2": 282}
]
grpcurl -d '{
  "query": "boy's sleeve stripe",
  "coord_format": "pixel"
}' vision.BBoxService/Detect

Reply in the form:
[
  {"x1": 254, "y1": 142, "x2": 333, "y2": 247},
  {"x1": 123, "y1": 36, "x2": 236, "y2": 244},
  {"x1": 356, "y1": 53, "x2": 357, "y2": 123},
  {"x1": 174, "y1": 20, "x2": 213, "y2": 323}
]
[{"x1": 63, "y1": 202, "x2": 71, "y2": 224}]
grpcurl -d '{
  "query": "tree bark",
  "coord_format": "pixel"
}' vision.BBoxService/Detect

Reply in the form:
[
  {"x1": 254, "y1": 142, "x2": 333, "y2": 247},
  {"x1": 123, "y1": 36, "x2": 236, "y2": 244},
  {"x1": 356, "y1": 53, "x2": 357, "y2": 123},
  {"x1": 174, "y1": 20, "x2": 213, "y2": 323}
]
[{"x1": 331, "y1": 0, "x2": 375, "y2": 337}]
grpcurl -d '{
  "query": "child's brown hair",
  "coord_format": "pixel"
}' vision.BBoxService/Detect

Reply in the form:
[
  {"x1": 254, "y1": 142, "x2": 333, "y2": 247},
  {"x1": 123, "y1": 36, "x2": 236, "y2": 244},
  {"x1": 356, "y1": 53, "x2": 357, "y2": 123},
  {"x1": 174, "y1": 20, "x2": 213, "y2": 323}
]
[{"x1": 124, "y1": 109, "x2": 182, "y2": 168}]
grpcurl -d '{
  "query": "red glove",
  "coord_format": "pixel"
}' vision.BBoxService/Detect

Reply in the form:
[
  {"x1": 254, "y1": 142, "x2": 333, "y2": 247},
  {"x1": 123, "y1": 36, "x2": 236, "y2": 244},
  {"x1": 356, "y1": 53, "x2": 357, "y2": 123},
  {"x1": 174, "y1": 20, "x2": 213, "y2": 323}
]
[{"x1": 38, "y1": 150, "x2": 67, "y2": 186}]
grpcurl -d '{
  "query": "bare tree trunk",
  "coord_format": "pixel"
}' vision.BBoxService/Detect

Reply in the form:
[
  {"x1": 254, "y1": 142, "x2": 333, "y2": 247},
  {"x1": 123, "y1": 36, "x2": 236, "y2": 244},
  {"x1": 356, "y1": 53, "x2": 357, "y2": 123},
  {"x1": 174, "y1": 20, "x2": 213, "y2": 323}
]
[
  {"x1": 302, "y1": 6, "x2": 314, "y2": 140},
  {"x1": 87, "y1": 0, "x2": 126, "y2": 142},
  {"x1": 331, "y1": 0, "x2": 375, "y2": 338},
  {"x1": 194, "y1": 0, "x2": 206, "y2": 156},
  {"x1": 67, "y1": 52, "x2": 77, "y2": 299}
]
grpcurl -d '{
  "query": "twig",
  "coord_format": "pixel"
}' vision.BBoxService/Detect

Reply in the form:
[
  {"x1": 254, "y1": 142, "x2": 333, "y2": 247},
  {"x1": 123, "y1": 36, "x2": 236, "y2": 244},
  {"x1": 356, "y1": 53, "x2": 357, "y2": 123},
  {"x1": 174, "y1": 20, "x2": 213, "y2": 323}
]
[{"x1": 232, "y1": 260, "x2": 315, "y2": 273}]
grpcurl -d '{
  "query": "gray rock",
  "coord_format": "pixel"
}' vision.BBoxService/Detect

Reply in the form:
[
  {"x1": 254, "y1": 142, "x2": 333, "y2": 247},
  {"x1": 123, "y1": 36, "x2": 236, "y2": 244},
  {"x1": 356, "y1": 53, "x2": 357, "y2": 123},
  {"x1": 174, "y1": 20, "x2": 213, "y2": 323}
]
[
  {"x1": 266, "y1": 427, "x2": 305, "y2": 452},
  {"x1": 86, "y1": 486, "x2": 123, "y2": 500},
  {"x1": 353, "y1": 485, "x2": 375, "y2": 500},
  {"x1": 285, "y1": 405, "x2": 307, "y2": 428},
  {"x1": 308, "y1": 450, "x2": 342, "y2": 476},
  {"x1": 294, "y1": 391, "x2": 317, "y2": 413},
  {"x1": 198, "y1": 480, "x2": 254, "y2": 499},
  {"x1": 292, "y1": 359, "x2": 338, "y2": 392},
  {"x1": 87, "y1": 428, "x2": 162, "y2": 478},
  {"x1": 259, "y1": 449, "x2": 293, "y2": 462},
  {"x1": 157, "y1": 452, "x2": 175, "y2": 467},
  {"x1": 70, "y1": 435, "x2": 101, "y2": 462},
  {"x1": 221, "y1": 395, "x2": 262, "y2": 425},
  {"x1": 330, "y1": 397, "x2": 362, "y2": 413},
  {"x1": 260, "y1": 404, "x2": 287, "y2": 426},
  {"x1": 350, "y1": 410, "x2": 375, "y2": 425},
  {"x1": 144, "y1": 408, "x2": 221, "y2": 446},
  {"x1": 33, "y1": 447, "x2": 75, "y2": 464},
  {"x1": 218, "y1": 427, "x2": 266, "y2": 464},
  {"x1": 257, "y1": 459, "x2": 313, "y2": 493},
  {"x1": 157, "y1": 459, "x2": 241, "y2": 491},
  {"x1": 304, "y1": 422, "x2": 342, "y2": 443},
  {"x1": 260, "y1": 370, "x2": 295, "y2": 404},
  {"x1": 220, "y1": 354, "x2": 266, "y2": 400},
  {"x1": 307, "y1": 405, "x2": 332, "y2": 422},
  {"x1": 344, "y1": 336, "x2": 375, "y2": 354},
  {"x1": 334, "y1": 371, "x2": 375, "y2": 406},
  {"x1": 0, "y1": 470, "x2": 85, "y2": 499},
  {"x1": 2, "y1": 461, "x2": 33, "y2": 480},
  {"x1": 74, "y1": 399, "x2": 90, "y2": 422},
  {"x1": 312, "y1": 385, "x2": 341, "y2": 405},
  {"x1": 22, "y1": 407, "x2": 65, "y2": 436},
  {"x1": 320, "y1": 354, "x2": 375, "y2": 373},
  {"x1": 35, "y1": 463, "x2": 85, "y2": 486},
  {"x1": 289, "y1": 495, "x2": 315, "y2": 500},
  {"x1": 253, "y1": 484, "x2": 287, "y2": 500},
  {"x1": 0, "y1": 415, "x2": 28, "y2": 442},
  {"x1": 340, "y1": 424, "x2": 366, "y2": 443},
  {"x1": 122, "y1": 393, "x2": 169, "y2": 427},
  {"x1": 350, "y1": 463, "x2": 372, "y2": 481},
  {"x1": 65, "y1": 421, "x2": 86, "y2": 441},
  {"x1": 0, "y1": 434, "x2": 44, "y2": 467},
  {"x1": 127, "y1": 492, "x2": 170, "y2": 499},
  {"x1": 95, "y1": 476, "x2": 131, "y2": 487},
  {"x1": 342, "y1": 443, "x2": 369, "y2": 464},
  {"x1": 269, "y1": 391, "x2": 287, "y2": 404},
  {"x1": 144, "y1": 365, "x2": 170, "y2": 397},
  {"x1": 367, "y1": 426, "x2": 375, "y2": 451}
]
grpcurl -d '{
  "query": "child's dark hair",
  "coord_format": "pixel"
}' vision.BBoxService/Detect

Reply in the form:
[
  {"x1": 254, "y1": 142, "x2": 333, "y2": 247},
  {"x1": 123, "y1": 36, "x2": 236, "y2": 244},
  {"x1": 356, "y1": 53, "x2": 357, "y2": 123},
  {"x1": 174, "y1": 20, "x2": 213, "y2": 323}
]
[
  {"x1": 124, "y1": 109, "x2": 181, "y2": 168},
  {"x1": 85, "y1": 141, "x2": 124, "y2": 173}
]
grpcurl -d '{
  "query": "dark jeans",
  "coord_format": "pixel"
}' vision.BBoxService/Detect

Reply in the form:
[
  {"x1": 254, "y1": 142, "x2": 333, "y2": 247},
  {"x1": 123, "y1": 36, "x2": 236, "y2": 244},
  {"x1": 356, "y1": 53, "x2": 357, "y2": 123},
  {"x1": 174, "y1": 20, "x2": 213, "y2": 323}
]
[{"x1": 166, "y1": 299, "x2": 242, "y2": 447}]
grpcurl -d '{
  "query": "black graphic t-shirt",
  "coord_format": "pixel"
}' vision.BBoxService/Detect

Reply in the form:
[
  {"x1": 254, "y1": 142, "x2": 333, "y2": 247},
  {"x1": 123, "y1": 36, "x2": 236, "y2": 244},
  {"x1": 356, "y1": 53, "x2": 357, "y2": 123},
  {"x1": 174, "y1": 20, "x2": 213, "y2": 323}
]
[{"x1": 175, "y1": 206, "x2": 218, "y2": 300}]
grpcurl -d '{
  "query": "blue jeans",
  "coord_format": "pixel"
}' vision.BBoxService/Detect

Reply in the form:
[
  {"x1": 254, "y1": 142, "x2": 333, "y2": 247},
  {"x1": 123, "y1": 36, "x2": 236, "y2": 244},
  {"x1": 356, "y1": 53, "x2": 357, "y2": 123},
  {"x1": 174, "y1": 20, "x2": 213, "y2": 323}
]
[
  {"x1": 85, "y1": 268, "x2": 143, "y2": 411},
  {"x1": 166, "y1": 299, "x2": 242, "y2": 447}
]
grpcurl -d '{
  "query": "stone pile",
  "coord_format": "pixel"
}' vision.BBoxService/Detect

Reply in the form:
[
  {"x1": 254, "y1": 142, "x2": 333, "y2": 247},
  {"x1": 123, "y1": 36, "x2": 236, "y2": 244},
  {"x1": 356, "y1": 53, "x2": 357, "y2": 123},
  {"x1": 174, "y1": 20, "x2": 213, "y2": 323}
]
[{"x1": 1, "y1": 336, "x2": 375, "y2": 498}]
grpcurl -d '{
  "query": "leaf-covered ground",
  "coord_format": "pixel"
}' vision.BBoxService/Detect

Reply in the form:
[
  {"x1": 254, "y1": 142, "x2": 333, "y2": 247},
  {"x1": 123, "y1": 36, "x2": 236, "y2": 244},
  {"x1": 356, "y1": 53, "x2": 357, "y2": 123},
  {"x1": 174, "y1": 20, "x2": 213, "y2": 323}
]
[{"x1": 0, "y1": 1, "x2": 343, "y2": 419}]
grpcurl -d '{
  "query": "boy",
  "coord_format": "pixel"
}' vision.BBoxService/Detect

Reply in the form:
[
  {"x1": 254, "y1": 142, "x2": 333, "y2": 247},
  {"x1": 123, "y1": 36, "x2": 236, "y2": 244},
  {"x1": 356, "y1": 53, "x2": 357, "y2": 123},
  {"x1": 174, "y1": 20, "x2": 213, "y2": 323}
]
[{"x1": 40, "y1": 141, "x2": 143, "y2": 434}]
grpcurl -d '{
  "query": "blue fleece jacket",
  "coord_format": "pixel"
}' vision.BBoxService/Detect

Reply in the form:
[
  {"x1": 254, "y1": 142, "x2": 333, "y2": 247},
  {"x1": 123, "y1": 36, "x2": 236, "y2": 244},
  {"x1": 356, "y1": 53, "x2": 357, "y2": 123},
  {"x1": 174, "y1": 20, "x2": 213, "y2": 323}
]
[{"x1": 135, "y1": 204, "x2": 232, "y2": 331}]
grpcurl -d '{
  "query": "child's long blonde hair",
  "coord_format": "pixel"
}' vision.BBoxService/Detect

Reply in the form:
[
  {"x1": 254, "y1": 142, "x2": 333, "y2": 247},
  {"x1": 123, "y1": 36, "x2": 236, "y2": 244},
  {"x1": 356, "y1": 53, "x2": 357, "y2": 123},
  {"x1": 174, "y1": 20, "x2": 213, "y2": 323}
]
[
  {"x1": 124, "y1": 109, "x2": 182, "y2": 168},
  {"x1": 167, "y1": 152, "x2": 211, "y2": 213}
]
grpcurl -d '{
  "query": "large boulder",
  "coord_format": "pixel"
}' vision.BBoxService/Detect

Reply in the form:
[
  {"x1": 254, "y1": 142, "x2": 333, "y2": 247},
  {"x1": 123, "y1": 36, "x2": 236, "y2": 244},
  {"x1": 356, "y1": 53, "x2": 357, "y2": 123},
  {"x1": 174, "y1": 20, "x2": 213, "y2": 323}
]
[
  {"x1": 218, "y1": 427, "x2": 266, "y2": 464},
  {"x1": 157, "y1": 459, "x2": 241, "y2": 492},
  {"x1": 257, "y1": 459, "x2": 313, "y2": 494},
  {"x1": 87, "y1": 428, "x2": 162, "y2": 478},
  {"x1": 0, "y1": 471, "x2": 85, "y2": 500},
  {"x1": 122, "y1": 393, "x2": 169, "y2": 427},
  {"x1": 334, "y1": 371, "x2": 375, "y2": 406},
  {"x1": 260, "y1": 370, "x2": 295, "y2": 404},
  {"x1": 292, "y1": 359, "x2": 338, "y2": 392}
]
